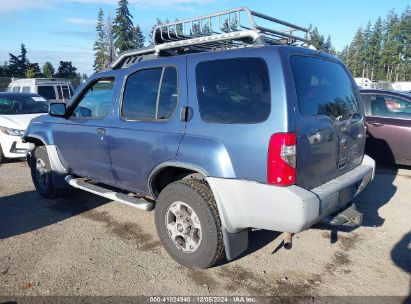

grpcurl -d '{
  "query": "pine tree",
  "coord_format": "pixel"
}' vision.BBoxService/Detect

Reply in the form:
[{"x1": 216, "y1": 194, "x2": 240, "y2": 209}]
[
  {"x1": 42, "y1": 62, "x2": 55, "y2": 78},
  {"x1": 56, "y1": 61, "x2": 78, "y2": 79},
  {"x1": 134, "y1": 25, "x2": 145, "y2": 48},
  {"x1": 309, "y1": 26, "x2": 325, "y2": 50},
  {"x1": 368, "y1": 17, "x2": 383, "y2": 80},
  {"x1": 93, "y1": 8, "x2": 109, "y2": 72},
  {"x1": 113, "y1": 0, "x2": 135, "y2": 53},
  {"x1": 25, "y1": 63, "x2": 41, "y2": 78},
  {"x1": 8, "y1": 44, "x2": 29, "y2": 77}
]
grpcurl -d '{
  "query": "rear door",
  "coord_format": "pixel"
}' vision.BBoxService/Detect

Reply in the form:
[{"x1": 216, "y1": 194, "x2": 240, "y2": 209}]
[
  {"x1": 291, "y1": 55, "x2": 365, "y2": 190},
  {"x1": 364, "y1": 93, "x2": 411, "y2": 164},
  {"x1": 108, "y1": 56, "x2": 187, "y2": 194}
]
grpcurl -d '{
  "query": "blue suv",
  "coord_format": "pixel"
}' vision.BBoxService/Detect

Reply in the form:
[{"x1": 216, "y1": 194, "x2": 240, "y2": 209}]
[{"x1": 23, "y1": 8, "x2": 375, "y2": 269}]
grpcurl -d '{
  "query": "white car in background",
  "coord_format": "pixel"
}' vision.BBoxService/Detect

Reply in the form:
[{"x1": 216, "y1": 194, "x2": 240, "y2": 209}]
[
  {"x1": 0, "y1": 93, "x2": 48, "y2": 163},
  {"x1": 6, "y1": 78, "x2": 74, "y2": 103}
]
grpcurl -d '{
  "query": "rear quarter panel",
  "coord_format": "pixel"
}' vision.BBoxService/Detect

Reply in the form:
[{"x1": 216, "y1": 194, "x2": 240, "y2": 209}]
[{"x1": 184, "y1": 47, "x2": 293, "y2": 183}]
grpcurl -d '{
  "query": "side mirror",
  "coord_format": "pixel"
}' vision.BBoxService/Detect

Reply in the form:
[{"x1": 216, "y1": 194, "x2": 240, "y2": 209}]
[{"x1": 49, "y1": 102, "x2": 66, "y2": 117}]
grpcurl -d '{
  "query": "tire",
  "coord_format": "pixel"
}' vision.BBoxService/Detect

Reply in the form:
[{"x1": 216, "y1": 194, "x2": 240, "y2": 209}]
[
  {"x1": 155, "y1": 179, "x2": 225, "y2": 269},
  {"x1": 29, "y1": 146, "x2": 59, "y2": 198},
  {"x1": 0, "y1": 144, "x2": 4, "y2": 164}
]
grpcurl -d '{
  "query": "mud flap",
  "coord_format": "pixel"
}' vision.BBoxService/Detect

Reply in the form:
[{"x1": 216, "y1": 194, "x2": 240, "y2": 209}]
[{"x1": 222, "y1": 228, "x2": 249, "y2": 260}]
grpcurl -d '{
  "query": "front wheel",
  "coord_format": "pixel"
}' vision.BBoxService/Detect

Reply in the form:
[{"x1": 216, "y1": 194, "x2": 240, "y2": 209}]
[
  {"x1": 155, "y1": 179, "x2": 225, "y2": 269},
  {"x1": 0, "y1": 144, "x2": 4, "y2": 164},
  {"x1": 29, "y1": 146, "x2": 60, "y2": 198}
]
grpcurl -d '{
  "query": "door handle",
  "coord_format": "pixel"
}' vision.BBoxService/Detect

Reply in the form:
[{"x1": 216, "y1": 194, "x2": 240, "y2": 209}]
[
  {"x1": 96, "y1": 128, "x2": 106, "y2": 135},
  {"x1": 371, "y1": 122, "x2": 384, "y2": 127}
]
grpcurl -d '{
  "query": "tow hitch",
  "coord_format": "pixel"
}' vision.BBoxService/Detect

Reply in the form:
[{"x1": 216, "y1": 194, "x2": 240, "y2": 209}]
[{"x1": 324, "y1": 203, "x2": 363, "y2": 227}]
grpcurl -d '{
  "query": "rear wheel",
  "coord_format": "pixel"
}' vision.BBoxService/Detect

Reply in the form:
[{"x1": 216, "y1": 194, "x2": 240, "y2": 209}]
[
  {"x1": 155, "y1": 179, "x2": 225, "y2": 269},
  {"x1": 30, "y1": 146, "x2": 59, "y2": 198}
]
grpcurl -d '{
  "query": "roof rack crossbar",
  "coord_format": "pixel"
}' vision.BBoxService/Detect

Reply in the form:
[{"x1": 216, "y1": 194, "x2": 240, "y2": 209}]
[{"x1": 111, "y1": 7, "x2": 310, "y2": 69}]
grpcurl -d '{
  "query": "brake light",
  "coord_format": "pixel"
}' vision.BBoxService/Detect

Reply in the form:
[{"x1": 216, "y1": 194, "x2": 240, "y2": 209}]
[{"x1": 267, "y1": 133, "x2": 296, "y2": 186}]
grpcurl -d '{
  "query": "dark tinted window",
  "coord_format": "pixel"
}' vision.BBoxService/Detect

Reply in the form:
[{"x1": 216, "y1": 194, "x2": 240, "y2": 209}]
[
  {"x1": 0, "y1": 96, "x2": 48, "y2": 115},
  {"x1": 195, "y1": 58, "x2": 271, "y2": 124},
  {"x1": 38, "y1": 86, "x2": 56, "y2": 99},
  {"x1": 291, "y1": 56, "x2": 359, "y2": 121},
  {"x1": 370, "y1": 94, "x2": 411, "y2": 119},
  {"x1": 72, "y1": 78, "x2": 114, "y2": 118},
  {"x1": 122, "y1": 67, "x2": 178, "y2": 120},
  {"x1": 158, "y1": 67, "x2": 178, "y2": 119}
]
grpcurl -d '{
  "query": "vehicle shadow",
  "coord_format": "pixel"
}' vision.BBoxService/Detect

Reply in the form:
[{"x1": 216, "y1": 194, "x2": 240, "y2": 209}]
[{"x1": 0, "y1": 189, "x2": 109, "y2": 239}]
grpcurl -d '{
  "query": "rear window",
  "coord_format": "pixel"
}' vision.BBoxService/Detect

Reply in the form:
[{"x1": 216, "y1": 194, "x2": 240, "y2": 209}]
[
  {"x1": 291, "y1": 56, "x2": 359, "y2": 121},
  {"x1": 195, "y1": 57, "x2": 271, "y2": 124},
  {"x1": 37, "y1": 86, "x2": 56, "y2": 100}
]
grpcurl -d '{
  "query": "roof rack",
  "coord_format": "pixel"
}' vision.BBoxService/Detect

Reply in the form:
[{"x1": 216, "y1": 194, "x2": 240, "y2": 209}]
[{"x1": 111, "y1": 7, "x2": 311, "y2": 69}]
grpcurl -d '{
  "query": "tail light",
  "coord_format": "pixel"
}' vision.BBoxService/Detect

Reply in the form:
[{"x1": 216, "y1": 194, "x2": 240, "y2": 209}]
[{"x1": 267, "y1": 133, "x2": 296, "y2": 186}]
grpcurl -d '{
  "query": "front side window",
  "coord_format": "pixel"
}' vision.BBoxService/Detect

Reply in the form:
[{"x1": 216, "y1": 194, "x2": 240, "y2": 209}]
[
  {"x1": 291, "y1": 56, "x2": 359, "y2": 121},
  {"x1": 122, "y1": 66, "x2": 178, "y2": 120},
  {"x1": 71, "y1": 78, "x2": 114, "y2": 119},
  {"x1": 195, "y1": 57, "x2": 271, "y2": 124},
  {"x1": 370, "y1": 95, "x2": 411, "y2": 119},
  {"x1": 22, "y1": 86, "x2": 31, "y2": 93},
  {"x1": 12, "y1": 87, "x2": 20, "y2": 93},
  {"x1": 37, "y1": 86, "x2": 56, "y2": 100}
]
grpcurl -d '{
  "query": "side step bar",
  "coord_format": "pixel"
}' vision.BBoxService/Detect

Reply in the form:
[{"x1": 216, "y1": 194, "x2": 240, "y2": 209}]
[{"x1": 65, "y1": 175, "x2": 154, "y2": 211}]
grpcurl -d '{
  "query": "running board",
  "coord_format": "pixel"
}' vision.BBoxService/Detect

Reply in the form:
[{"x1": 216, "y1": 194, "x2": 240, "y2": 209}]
[{"x1": 65, "y1": 175, "x2": 154, "y2": 211}]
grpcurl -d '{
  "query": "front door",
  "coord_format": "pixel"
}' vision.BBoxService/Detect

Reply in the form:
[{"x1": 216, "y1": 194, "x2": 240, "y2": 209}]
[{"x1": 53, "y1": 77, "x2": 117, "y2": 182}]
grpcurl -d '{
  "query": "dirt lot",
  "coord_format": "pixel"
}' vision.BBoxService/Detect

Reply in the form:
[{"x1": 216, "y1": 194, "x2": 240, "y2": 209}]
[{"x1": 0, "y1": 161, "x2": 410, "y2": 300}]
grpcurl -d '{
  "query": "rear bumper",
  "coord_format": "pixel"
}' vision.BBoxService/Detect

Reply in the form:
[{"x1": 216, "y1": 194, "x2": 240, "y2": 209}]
[{"x1": 207, "y1": 155, "x2": 375, "y2": 234}]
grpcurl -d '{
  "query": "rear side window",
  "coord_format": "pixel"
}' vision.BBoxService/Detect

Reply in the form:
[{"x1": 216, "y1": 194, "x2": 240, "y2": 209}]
[
  {"x1": 37, "y1": 86, "x2": 56, "y2": 100},
  {"x1": 22, "y1": 86, "x2": 31, "y2": 93},
  {"x1": 195, "y1": 57, "x2": 271, "y2": 124},
  {"x1": 12, "y1": 87, "x2": 20, "y2": 92},
  {"x1": 291, "y1": 56, "x2": 359, "y2": 121},
  {"x1": 122, "y1": 66, "x2": 178, "y2": 120}
]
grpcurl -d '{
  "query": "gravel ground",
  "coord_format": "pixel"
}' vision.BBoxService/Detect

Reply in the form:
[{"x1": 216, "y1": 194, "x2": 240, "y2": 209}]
[{"x1": 0, "y1": 160, "x2": 410, "y2": 300}]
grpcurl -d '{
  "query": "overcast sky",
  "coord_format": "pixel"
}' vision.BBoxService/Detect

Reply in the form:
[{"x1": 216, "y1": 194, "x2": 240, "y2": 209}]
[{"x1": 0, "y1": 0, "x2": 409, "y2": 76}]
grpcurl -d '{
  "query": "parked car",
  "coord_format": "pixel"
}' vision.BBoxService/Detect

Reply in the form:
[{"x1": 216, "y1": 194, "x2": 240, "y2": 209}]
[
  {"x1": 360, "y1": 89, "x2": 411, "y2": 165},
  {"x1": 6, "y1": 78, "x2": 74, "y2": 103},
  {"x1": 0, "y1": 93, "x2": 48, "y2": 163},
  {"x1": 23, "y1": 8, "x2": 375, "y2": 269}
]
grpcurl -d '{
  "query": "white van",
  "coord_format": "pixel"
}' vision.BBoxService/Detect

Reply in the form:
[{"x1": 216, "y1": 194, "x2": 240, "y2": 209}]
[{"x1": 6, "y1": 78, "x2": 74, "y2": 103}]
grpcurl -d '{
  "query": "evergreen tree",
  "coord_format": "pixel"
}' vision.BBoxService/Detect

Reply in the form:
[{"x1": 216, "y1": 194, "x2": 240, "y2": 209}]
[
  {"x1": 93, "y1": 8, "x2": 109, "y2": 72},
  {"x1": 113, "y1": 0, "x2": 135, "y2": 53},
  {"x1": 25, "y1": 63, "x2": 41, "y2": 78},
  {"x1": 42, "y1": 62, "x2": 55, "y2": 78},
  {"x1": 134, "y1": 25, "x2": 145, "y2": 48},
  {"x1": 8, "y1": 44, "x2": 29, "y2": 77},
  {"x1": 368, "y1": 17, "x2": 383, "y2": 80},
  {"x1": 55, "y1": 61, "x2": 78, "y2": 79}
]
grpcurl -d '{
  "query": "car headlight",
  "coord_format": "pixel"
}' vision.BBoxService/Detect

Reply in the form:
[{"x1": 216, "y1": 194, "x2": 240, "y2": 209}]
[{"x1": 0, "y1": 127, "x2": 25, "y2": 137}]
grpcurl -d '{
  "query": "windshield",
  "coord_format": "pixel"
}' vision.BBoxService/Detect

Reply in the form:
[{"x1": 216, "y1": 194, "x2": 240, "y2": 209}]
[{"x1": 0, "y1": 96, "x2": 48, "y2": 115}]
